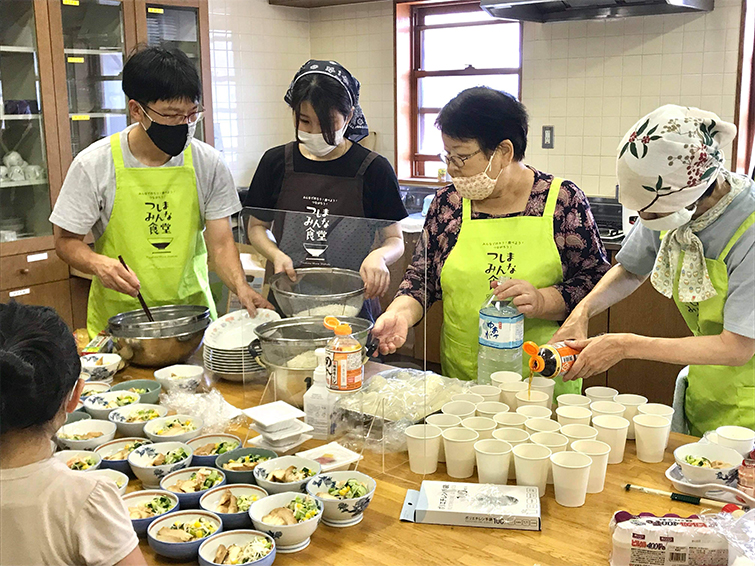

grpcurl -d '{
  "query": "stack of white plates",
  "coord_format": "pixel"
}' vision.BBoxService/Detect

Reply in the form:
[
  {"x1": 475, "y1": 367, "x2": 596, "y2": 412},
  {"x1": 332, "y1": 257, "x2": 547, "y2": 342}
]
[
  {"x1": 203, "y1": 309, "x2": 280, "y2": 381},
  {"x1": 243, "y1": 401, "x2": 311, "y2": 453}
]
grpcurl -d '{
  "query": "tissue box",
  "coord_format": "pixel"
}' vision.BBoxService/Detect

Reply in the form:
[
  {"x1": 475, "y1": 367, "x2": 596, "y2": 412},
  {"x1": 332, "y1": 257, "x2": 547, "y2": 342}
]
[{"x1": 400, "y1": 481, "x2": 541, "y2": 531}]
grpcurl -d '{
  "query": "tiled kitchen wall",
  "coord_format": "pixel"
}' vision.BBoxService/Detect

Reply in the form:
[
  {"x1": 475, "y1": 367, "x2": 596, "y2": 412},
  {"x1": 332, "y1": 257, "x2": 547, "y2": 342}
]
[
  {"x1": 310, "y1": 1, "x2": 396, "y2": 165},
  {"x1": 522, "y1": 3, "x2": 743, "y2": 197},
  {"x1": 209, "y1": 0, "x2": 310, "y2": 186}
]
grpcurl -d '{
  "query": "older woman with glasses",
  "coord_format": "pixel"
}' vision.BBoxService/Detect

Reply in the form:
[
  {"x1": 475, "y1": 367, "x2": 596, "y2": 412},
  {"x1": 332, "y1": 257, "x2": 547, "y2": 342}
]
[{"x1": 373, "y1": 87, "x2": 610, "y2": 396}]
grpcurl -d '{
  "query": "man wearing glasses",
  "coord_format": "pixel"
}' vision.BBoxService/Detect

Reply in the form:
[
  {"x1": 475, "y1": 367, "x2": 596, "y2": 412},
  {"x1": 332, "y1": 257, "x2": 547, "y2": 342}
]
[{"x1": 51, "y1": 47, "x2": 271, "y2": 337}]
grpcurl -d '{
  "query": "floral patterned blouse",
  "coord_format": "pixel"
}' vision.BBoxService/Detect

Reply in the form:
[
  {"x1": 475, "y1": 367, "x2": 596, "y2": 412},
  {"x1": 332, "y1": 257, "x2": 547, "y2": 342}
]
[{"x1": 397, "y1": 168, "x2": 611, "y2": 316}]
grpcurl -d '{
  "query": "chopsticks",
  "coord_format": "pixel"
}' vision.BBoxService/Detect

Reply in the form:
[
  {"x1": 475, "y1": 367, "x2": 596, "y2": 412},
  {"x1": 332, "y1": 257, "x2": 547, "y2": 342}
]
[
  {"x1": 625, "y1": 484, "x2": 733, "y2": 510},
  {"x1": 118, "y1": 255, "x2": 154, "y2": 322}
]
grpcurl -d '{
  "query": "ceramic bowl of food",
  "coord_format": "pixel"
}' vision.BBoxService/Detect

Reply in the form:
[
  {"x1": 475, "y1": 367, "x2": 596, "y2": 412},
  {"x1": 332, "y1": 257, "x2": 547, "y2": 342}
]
[
  {"x1": 84, "y1": 390, "x2": 140, "y2": 420},
  {"x1": 110, "y1": 379, "x2": 162, "y2": 404},
  {"x1": 249, "y1": 491, "x2": 322, "y2": 553},
  {"x1": 674, "y1": 442, "x2": 742, "y2": 485},
  {"x1": 198, "y1": 530, "x2": 276, "y2": 566},
  {"x1": 80, "y1": 353, "x2": 122, "y2": 382},
  {"x1": 148, "y1": 510, "x2": 222, "y2": 561},
  {"x1": 160, "y1": 466, "x2": 227, "y2": 509},
  {"x1": 95, "y1": 437, "x2": 152, "y2": 475},
  {"x1": 144, "y1": 414, "x2": 203, "y2": 444},
  {"x1": 89, "y1": 468, "x2": 130, "y2": 496},
  {"x1": 200, "y1": 484, "x2": 268, "y2": 530},
  {"x1": 187, "y1": 434, "x2": 242, "y2": 467},
  {"x1": 54, "y1": 449, "x2": 102, "y2": 472},
  {"x1": 128, "y1": 441, "x2": 193, "y2": 488},
  {"x1": 215, "y1": 448, "x2": 278, "y2": 484},
  {"x1": 56, "y1": 419, "x2": 116, "y2": 450},
  {"x1": 109, "y1": 403, "x2": 168, "y2": 437},
  {"x1": 64, "y1": 411, "x2": 92, "y2": 426},
  {"x1": 122, "y1": 490, "x2": 180, "y2": 537},
  {"x1": 253, "y1": 456, "x2": 321, "y2": 495},
  {"x1": 154, "y1": 365, "x2": 204, "y2": 393},
  {"x1": 305, "y1": 470, "x2": 376, "y2": 527},
  {"x1": 80, "y1": 381, "x2": 111, "y2": 399}
]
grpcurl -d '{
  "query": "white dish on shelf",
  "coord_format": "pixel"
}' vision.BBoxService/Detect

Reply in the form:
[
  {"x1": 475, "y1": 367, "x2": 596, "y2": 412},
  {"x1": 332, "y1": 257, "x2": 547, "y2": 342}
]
[
  {"x1": 251, "y1": 420, "x2": 313, "y2": 444},
  {"x1": 665, "y1": 463, "x2": 755, "y2": 507},
  {"x1": 243, "y1": 401, "x2": 306, "y2": 432},
  {"x1": 249, "y1": 433, "x2": 312, "y2": 454},
  {"x1": 204, "y1": 309, "x2": 280, "y2": 350},
  {"x1": 295, "y1": 442, "x2": 363, "y2": 472}
]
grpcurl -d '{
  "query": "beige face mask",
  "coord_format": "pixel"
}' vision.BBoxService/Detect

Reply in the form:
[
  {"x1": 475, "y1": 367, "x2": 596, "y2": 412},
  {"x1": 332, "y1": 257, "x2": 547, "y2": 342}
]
[{"x1": 451, "y1": 153, "x2": 501, "y2": 200}]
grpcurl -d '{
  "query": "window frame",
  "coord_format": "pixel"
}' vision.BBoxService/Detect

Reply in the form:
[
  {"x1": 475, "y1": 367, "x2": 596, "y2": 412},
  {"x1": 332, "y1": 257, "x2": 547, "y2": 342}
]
[{"x1": 409, "y1": 2, "x2": 523, "y2": 178}]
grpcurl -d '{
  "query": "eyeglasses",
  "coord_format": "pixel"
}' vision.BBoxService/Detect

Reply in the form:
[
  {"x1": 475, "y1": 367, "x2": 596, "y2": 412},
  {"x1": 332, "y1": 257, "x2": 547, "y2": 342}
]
[
  {"x1": 139, "y1": 103, "x2": 204, "y2": 125},
  {"x1": 438, "y1": 149, "x2": 483, "y2": 169}
]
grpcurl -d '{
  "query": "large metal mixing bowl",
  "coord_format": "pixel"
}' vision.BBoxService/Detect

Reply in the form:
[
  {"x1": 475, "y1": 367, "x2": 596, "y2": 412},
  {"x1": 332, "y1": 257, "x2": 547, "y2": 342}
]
[
  {"x1": 251, "y1": 316, "x2": 373, "y2": 369},
  {"x1": 270, "y1": 267, "x2": 365, "y2": 318},
  {"x1": 108, "y1": 305, "x2": 211, "y2": 367}
]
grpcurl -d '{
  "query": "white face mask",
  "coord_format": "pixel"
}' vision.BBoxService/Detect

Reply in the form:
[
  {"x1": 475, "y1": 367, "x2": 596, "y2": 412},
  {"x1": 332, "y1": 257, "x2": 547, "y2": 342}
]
[
  {"x1": 298, "y1": 122, "x2": 348, "y2": 158},
  {"x1": 451, "y1": 153, "x2": 501, "y2": 200},
  {"x1": 640, "y1": 206, "x2": 696, "y2": 231}
]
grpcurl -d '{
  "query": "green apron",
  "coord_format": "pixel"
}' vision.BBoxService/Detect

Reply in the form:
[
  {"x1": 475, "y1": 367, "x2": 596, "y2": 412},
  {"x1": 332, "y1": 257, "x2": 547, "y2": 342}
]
[
  {"x1": 87, "y1": 133, "x2": 216, "y2": 337},
  {"x1": 672, "y1": 211, "x2": 755, "y2": 437},
  {"x1": 439, "y1": 177, "x2": 582, "y2": 397}
]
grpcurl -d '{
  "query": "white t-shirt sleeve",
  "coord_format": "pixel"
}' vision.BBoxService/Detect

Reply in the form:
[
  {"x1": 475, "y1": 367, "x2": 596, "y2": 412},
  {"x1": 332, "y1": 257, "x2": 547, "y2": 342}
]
[
  {"x1": 49, "y1": 159, "x2": 103, "y2": 236},
  {"x1": 203, "y1": 150, "x2": 242, "y2": 221},
  {"x1": 75, "y1": 481, "x2": 138, "y2": 566}
]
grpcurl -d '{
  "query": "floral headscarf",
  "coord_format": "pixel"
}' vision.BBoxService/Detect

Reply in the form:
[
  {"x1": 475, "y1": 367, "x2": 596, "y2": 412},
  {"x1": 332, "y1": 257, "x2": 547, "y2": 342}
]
[{"x1": 284, "y1": 60, "x2": 369, "y2": 143}]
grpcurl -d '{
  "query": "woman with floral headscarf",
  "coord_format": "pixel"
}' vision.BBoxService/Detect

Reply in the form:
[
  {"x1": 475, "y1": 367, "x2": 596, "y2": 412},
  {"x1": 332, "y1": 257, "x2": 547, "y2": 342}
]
[
  {"x1": 244, "y1": 60, "x2": 406, "y2": 321},
  {"x1": 553, "y1": 105, "x2": 755, "y2": 436}
]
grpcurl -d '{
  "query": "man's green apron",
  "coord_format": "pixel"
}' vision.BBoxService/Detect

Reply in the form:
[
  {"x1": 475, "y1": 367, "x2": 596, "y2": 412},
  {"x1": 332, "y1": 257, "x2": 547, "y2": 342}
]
[
  {"x1": 87, "y1": 133, "x2": 216, "y2": 337},
  {"x1": 673, "y1": 211, "x2": 755, "y2": 437},
  {"x1": 439, "y1": 177, "x2": 582, "y2": 397}
]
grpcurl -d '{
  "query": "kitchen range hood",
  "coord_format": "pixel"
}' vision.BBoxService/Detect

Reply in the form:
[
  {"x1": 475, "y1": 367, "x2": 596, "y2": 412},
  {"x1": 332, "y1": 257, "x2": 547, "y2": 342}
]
[{"x1": 480, "y1": 0, "x2": 713, "y2": 22}]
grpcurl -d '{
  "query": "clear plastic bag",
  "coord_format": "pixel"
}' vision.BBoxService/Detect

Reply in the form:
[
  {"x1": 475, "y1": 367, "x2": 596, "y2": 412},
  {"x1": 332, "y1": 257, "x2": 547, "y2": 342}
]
[{"x1": 159, "y1": 388, "x2": 245, "y2": 434}]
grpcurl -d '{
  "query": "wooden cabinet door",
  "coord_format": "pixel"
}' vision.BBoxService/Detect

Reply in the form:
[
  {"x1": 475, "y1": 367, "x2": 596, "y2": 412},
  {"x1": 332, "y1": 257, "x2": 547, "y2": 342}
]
[{"x1": 2, "y1": 279, "x2": 73, "y2": 328}]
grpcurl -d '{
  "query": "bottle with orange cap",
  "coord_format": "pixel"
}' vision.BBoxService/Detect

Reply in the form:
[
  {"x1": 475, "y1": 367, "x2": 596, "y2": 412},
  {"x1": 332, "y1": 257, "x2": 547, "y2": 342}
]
[
  {"x1": 323, "y1": 316, "x2": 364, "y2": 393},
  {"x1": 523, "y1": 341, "x2": 579, "y2": 379}
]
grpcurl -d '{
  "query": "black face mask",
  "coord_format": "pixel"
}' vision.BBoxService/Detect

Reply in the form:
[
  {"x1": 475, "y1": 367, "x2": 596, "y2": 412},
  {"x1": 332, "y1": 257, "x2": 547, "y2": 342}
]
[{"x1": 143, "y1": 120, "x2": 189, "y2": 157}]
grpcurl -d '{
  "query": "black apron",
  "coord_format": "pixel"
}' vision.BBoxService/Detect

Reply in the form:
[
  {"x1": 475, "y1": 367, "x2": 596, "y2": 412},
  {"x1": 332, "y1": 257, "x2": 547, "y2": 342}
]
[{"x1": 269, "y1": 142, "x2": 383, "y2": 321}]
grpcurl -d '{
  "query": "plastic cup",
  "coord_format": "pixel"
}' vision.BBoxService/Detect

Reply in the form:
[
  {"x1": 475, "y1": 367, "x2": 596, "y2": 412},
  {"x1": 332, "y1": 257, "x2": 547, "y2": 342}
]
[
  {"x1": 492, "y1": 427, "x2": 530, "y2": 479},
  {"x1": 633, "y1": 414, "x2": 671, "y2": 463},
  {"x1": 426, "y1": 414, "x2": 462, "y2": 463},
  {"x1": 461, "y1": 416, "x2": 497, "y2": 440},
  {"x1": 491, "y1": 371, "x2": 522, "y2": 387},
  {"x1": 516, "y1": 405, "x2": 552, "y2": 420},
  {"x1": 585, "y1": 386, "x2": 619, "y2": 404},
  {"x1": 571, "y1": 440, "x2": 611, "y2": 494},
  {"x1": 499, "y1": 381, "x2": 528, "y2": 411},
  {"x1": 557, "y1": 394, "x2": 592, "y2": 408},
  {"x1": 476, "y1": 402, "x2": 510, "y2": 419},
  {"x1": 560, "y1": 424, "x2": 599, "y2": 449},
  {"x1": 715, "y1": 426, "x2": 755, "y2": 456},
  {"x1": 590, "y1": 401, "x2": 627, "y2": 420},
  {"x1": 442, "y1": 427, "x2": 479, "y2": 478},
  {"x1": 493, "y1": 412, "x2": 528, "y2": 430},
  {"x1": 556, "y1": 406, "x2": 592, "y2": 427},
  {"x1": 515, "y1": 389, "x2": 549, "y2": 409},
  {"x1": 614, "y1": 394, "x2": 648, "y2": 440},
  {"x1": 474, "y1": 439, "x2": 512, "y2": 484},
  {"x1": 524, "y1": 418, "x2": 562, "y2": 436},
  {"x1": 591, "y1": 415, "x2": 629, "y2": 464},
  {"x1": 451, "y1": 393, "x2": 485, "y2": 405},
  {"x1": 404, "y1": 424, "x2": 442, "y2": 475},
  {"x1": 442, "y1": 401, "x2": 476, "y2": 420},
  {"x1": 637, "y1": 404, "x2": 674, "y2": 448},
  {"x1": 470, "y1": 385, "x2": 503, "y2": 403},
  {"x1": 513, "y1": 443, "x2": 552, "y2": 497},
  {"x1": 550, "y1": 451, "x2": 592, "y2": 507},
  {"x1": 530, "y1": 431, "x2": 568, "y2": 484},
  {"x1": 529, "y1": 376, "x2": 556, "y2": 409}
]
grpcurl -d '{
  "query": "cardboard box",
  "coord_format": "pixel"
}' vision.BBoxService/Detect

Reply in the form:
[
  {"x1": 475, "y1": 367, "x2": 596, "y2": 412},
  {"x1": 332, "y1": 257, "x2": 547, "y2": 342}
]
[{"x1": 400, "y1": 481, "x2": 541, "y2": 531}]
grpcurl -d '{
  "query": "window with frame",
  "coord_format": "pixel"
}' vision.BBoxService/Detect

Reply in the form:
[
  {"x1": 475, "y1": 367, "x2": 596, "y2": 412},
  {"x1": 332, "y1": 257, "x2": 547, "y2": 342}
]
[{"x1": 409, "y1": 3, "x2": 522, "y2": 179}]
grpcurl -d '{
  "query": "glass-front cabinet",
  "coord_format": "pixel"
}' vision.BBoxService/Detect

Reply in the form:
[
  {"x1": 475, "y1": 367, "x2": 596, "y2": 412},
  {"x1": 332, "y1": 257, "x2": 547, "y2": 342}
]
[{"x1": 0, "y1": 0, "x2": 55, "y2": 246}]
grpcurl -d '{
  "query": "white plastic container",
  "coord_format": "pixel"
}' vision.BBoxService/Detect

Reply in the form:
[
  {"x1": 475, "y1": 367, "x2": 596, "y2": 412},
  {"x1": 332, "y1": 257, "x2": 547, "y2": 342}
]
[{"x1": 303, "y1": 349, "x2": 338, "y2": 441}]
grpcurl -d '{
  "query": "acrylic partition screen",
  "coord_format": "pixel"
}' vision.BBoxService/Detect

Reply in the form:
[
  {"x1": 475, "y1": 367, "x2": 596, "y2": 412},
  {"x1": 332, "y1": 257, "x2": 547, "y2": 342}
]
[{"x1": 208, "y1": 205, "x2": 475, "y2": 480}]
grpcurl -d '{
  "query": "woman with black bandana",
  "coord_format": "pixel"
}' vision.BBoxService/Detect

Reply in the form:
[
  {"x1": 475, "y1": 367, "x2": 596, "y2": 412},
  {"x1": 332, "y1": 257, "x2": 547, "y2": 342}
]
[{"x1": 244, "y1": 60, "x2": 407, "y2": 321}]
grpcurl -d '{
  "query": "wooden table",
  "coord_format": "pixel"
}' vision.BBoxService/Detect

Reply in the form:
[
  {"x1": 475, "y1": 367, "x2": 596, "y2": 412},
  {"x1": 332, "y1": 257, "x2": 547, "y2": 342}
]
[{"x1": 115, "y1": 364, "x2": 701, "y2": 566}]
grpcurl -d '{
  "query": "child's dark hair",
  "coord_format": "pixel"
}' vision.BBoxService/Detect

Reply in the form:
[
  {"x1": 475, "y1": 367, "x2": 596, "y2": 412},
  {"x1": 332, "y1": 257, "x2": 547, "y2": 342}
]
[
  {"x1": 288, "y1": 74, "x2": 352, "y2": 146},
  {"x1": 122, "y1": 45, "x2": 202, "y2": 105},
  {"x1": 0, "y1": 302, "x2": 81, "y2": 434},
  {"x1": 436, "y1": 87, "x2": 528, "y2": 161}
]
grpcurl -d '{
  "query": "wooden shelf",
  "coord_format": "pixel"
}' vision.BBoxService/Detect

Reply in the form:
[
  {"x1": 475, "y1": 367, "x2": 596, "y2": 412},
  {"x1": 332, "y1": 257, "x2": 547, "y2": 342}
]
[
  {"x1": 0, "y1": 114, "x2": 42, "y2": 121},
  {"x1": 64, "y1": 47, "x2": 122, "y2": 55},
  {"x1": 0, "y1": 45, "x2": 36, "y2": 53},
  {"x1": 0, "y1": 179, "x2": 49, "y2": 189}
]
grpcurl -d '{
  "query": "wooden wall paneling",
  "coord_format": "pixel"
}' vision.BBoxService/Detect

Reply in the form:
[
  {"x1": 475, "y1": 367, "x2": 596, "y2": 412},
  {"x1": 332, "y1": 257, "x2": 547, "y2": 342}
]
[
  {"x1": 46, "y1": 0, "x2": 74, "y2": 179},
  {"x1": 2, "y1": 279, "x2": 73, "y2": 328},
  {"x1": 585, "y1": 308, "x2": 610, "y2": 388},
  {"x1": 70, "y1": 275, "x2": 91, "y2": 329}
]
